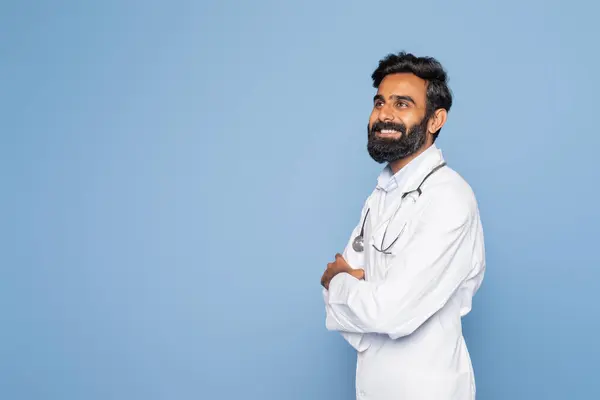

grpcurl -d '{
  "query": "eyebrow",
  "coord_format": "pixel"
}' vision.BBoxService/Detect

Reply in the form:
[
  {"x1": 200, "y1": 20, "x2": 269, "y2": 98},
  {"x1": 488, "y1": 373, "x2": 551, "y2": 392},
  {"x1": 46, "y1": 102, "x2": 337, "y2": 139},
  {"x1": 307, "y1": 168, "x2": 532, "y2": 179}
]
[{"x1": 373, "y1": 94, "x2": 417, "y2": 105}]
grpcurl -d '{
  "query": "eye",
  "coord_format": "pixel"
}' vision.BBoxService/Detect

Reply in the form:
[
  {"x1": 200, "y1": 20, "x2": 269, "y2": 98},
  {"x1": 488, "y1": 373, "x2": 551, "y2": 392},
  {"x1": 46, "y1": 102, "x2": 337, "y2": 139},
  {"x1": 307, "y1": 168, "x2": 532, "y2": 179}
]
[
  {"x1": 374, "y1": 100, "x2": 384, "y2": 108},
  {"x1": 395, "y1": 101, "x2": 409, "y2": 108}
]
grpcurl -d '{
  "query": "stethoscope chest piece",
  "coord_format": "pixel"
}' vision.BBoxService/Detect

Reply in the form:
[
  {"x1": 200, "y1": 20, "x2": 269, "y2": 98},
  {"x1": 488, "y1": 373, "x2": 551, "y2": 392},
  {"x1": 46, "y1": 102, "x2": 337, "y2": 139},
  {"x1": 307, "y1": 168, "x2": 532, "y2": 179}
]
[
  {"x1": 352, "y1": 208, "x2": 370, "y2": 253},
  {"x1": 352, "y1": 235, "x2": 365, "y2": 252}
]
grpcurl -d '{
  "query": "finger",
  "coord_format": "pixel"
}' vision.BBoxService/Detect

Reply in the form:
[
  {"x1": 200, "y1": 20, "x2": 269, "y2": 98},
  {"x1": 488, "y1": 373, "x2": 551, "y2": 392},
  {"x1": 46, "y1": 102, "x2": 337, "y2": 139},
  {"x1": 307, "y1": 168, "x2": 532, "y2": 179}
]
[
  {"x1": 324, "y1": 272, "x2": 333, "y2": 288},
  {"x1": 321, "y1": 273, "x2": 331, "y2": 288}
]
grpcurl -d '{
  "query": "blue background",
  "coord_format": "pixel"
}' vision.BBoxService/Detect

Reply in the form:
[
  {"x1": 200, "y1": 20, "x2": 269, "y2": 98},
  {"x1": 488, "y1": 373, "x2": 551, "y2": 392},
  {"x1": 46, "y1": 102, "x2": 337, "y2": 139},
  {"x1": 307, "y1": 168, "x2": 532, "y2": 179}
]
[{"x1": 2, "y1": 1, "x2": 599, "y2": 399}]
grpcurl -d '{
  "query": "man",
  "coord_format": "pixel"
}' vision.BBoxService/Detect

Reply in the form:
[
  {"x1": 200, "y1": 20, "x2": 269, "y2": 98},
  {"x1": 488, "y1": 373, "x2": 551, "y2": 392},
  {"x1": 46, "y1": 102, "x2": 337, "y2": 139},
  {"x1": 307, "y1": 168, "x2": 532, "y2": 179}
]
[{"x1": 321, "y1": 52, "x2": 486, "y2": 400}]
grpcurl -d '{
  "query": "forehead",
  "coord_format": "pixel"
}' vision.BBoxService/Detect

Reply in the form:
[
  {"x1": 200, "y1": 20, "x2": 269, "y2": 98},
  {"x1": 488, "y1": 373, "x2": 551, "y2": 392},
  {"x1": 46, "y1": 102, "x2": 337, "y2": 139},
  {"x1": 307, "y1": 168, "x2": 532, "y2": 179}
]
[{"x1": 376, "y1": 73, "x2": 427, "y2": 105}]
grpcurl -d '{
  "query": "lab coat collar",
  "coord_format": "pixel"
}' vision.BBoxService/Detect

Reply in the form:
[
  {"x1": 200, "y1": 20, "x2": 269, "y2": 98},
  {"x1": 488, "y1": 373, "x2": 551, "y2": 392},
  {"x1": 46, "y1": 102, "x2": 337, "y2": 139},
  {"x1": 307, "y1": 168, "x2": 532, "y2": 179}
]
[
  {"x1": 400, "y1": 144, "x2": 445, "y2": 195},
  {"x1": 375, "y1": 144, "x2": 444, "y2": 195},
  {"x1": 368, "y1": 145, "x2": 445, "y2": 236}
]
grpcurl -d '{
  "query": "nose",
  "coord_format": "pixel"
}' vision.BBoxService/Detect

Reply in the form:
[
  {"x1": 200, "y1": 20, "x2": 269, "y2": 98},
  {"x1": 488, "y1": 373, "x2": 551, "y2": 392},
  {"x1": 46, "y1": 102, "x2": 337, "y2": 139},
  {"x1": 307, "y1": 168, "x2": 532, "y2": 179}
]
[{"x1": 378, "y1": 104, "x2": 394, "y2": 122}]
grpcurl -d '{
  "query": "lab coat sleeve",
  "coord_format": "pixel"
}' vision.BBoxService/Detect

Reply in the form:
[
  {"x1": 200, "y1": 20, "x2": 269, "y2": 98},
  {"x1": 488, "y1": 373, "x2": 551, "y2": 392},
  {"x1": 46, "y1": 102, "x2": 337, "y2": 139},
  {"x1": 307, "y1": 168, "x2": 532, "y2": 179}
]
[
  {"x1": 323, "y1": 199, "x2": 371, "y2": 352},
  {"x1": 322, "y1": 288, "x2": 370, "y2": 352},
  {"x1": 325, "y1": 187, "x2": 480, "y2": 339}
]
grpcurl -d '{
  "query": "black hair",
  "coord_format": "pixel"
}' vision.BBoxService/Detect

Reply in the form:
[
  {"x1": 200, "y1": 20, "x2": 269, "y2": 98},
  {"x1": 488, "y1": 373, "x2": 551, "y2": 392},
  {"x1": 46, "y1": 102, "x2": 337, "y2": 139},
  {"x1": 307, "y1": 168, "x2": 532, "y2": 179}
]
[{"x1": 371, "y1": 52, "x2": 452, "y2": 141}]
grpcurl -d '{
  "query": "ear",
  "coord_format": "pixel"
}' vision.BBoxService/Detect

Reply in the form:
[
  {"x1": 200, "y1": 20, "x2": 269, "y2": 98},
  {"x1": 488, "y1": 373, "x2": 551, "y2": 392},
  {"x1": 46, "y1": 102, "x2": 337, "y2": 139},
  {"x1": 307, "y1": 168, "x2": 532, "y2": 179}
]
[{"x1": 427, "y1": 109, "x2": 448, "y2": 135}]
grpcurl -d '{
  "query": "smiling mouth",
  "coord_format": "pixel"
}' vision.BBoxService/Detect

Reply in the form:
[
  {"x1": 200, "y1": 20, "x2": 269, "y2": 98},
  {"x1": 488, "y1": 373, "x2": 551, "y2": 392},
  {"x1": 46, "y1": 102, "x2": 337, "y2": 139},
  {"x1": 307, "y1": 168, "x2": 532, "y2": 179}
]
[{"x1": 376, "y1": 129, "x2": 402, "y2": 137}]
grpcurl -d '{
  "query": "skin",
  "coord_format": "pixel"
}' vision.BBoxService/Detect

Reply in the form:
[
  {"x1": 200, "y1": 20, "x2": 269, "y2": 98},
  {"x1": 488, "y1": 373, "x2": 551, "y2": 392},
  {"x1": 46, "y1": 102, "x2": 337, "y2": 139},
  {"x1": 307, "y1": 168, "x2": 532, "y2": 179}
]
[{"x1": 321, "y1": 72, "x2": 448, "y2": 289}]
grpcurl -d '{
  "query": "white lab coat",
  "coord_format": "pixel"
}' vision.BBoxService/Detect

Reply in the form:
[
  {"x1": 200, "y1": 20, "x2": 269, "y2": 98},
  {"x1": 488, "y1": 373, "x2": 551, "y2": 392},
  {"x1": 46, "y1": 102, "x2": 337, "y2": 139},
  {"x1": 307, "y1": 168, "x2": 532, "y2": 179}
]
[{"x1": 323, "y1": 146, "x2": 485, "y2": 400}]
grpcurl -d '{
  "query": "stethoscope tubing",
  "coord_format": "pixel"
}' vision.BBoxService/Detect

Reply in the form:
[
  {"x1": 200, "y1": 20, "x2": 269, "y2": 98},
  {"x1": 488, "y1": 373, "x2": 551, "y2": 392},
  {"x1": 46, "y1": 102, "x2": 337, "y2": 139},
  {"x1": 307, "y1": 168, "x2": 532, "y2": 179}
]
[{"x1": 352, "y1": 162, "x2": 447, "y2": 254}]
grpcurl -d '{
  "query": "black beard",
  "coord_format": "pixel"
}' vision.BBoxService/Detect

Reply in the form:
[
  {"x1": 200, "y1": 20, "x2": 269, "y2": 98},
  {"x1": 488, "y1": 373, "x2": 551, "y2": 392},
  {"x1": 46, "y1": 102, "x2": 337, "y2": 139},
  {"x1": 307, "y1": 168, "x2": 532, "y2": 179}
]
[{"x1": 367, "y1": 118, "x2": 428, "y2": 164}]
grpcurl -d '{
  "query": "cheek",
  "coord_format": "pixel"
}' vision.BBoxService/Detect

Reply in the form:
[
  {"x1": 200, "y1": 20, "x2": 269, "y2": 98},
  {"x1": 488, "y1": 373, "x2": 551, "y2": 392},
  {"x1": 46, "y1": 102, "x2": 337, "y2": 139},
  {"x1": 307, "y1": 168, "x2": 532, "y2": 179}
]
[{"x1": 398, "y1": 112, "x2": 420, "y2": 129}]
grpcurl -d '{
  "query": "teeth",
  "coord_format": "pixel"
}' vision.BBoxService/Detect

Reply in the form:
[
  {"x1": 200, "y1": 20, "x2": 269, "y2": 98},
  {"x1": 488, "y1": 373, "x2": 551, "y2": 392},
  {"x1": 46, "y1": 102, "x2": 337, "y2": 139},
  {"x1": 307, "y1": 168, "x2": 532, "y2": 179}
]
[{"x1": 380, "y1": 129, "x2": 398, "y2": 134}]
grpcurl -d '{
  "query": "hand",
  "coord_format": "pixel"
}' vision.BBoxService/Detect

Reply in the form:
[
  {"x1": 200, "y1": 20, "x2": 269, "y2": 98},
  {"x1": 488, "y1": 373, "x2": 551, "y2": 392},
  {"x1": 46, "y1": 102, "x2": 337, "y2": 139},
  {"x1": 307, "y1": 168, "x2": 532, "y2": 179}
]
[
  {"x1": 332, "y1": 254, "x2": 365, "y2": 280},
  {"x1": 348, "y1": 268, "x2": 365, "y2": 280},
  {"x1": 321, "y1": 253, "x2": 365, "y2": 290}
]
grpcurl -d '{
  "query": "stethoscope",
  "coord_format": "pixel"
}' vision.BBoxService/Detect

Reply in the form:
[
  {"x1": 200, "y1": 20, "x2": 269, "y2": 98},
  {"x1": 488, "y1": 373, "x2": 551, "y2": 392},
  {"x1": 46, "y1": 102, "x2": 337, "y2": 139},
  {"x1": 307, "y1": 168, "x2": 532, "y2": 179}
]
[{"x1": 352, "y1": 162, "x2": 447, "y2": 254}]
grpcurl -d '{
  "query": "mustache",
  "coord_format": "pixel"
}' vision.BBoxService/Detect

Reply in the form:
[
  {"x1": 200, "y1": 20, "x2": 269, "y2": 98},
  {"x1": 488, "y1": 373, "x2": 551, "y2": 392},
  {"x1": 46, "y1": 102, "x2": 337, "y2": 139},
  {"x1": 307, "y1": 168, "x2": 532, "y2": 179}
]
[{"x1": 370, "y1": 121, "x2": 407, "y2": 135}]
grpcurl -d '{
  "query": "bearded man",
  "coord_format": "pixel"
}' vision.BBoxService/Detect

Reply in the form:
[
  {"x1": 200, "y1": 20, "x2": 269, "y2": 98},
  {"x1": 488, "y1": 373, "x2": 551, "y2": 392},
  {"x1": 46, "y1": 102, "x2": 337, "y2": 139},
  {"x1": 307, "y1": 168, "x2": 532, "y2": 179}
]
[{"x1": 321, "y1": 52, "x2": 486, "y2": 400}]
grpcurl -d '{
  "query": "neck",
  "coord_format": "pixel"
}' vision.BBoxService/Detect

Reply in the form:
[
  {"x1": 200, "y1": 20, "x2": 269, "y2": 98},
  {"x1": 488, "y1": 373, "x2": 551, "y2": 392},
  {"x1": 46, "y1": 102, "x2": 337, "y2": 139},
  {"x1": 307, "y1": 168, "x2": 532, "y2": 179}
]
[{"x1": 388, "y1": 143, "x2": 433, "y2": 174}]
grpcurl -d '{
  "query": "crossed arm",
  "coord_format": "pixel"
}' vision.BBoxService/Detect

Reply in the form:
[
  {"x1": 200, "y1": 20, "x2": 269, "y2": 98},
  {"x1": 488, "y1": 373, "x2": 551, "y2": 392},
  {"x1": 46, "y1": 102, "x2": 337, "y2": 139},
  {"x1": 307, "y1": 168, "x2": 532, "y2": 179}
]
[{"x1": 321, "y1": 190, "x2": 479, "y2": 341}]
